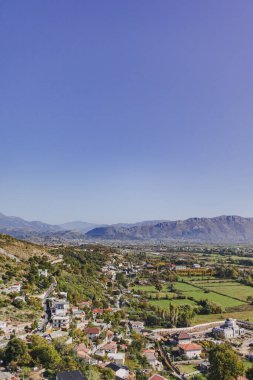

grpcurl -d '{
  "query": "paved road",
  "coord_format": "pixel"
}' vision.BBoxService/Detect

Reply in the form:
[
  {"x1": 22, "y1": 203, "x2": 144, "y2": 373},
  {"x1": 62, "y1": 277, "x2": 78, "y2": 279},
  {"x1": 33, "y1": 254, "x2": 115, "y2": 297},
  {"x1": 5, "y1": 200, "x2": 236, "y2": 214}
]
[{"x1": 38, "y1": 278, "x2": 57, "y2": 330}]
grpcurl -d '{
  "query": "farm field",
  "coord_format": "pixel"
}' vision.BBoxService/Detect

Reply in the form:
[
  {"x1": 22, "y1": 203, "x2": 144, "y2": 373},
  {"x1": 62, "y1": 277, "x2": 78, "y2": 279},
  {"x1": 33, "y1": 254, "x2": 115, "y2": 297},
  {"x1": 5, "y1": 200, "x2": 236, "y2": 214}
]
[
  {"x1": 193, "y1": 309, "x2": 253, "y2": 324},
  {"x1": 197, "y1": 282, "x2": 253, "y2": 301},
  {"x1": 149, "y1": 298, "x2": 197, "y2": 308},
  {"x1": 174, "y1": 282, "x2": 245, "y2": 308}
]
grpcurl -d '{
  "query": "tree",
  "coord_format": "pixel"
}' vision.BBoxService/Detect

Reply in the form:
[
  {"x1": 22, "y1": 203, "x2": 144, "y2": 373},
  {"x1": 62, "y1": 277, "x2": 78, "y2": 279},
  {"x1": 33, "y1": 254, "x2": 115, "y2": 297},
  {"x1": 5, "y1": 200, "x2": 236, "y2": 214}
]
[
  {"x1": 29, "y1": 335, "x2": 61, "y2": 370},
  {"x1": 208, "y1": 343, "x2": 244, "y2": 380},
  {"x1": 246, "y1": 365, "x2": 253, "y2": 380},
  {"x1": 4, "y1": 338, "x2": 29, "y2": 364}
]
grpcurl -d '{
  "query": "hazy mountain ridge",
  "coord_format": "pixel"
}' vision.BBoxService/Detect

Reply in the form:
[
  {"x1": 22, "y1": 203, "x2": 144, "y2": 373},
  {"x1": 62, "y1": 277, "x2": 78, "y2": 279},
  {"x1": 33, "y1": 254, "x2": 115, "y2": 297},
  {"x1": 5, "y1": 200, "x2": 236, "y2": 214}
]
[
  {"x1": 86, "y1": 215, "x2": 253, "y2": 243},
  {"x1": 3, "y1": 212, "x2": 253, "y2": 243},
  {"x1": 0, "y1": 212, "x2": 99, "y2": 242}
]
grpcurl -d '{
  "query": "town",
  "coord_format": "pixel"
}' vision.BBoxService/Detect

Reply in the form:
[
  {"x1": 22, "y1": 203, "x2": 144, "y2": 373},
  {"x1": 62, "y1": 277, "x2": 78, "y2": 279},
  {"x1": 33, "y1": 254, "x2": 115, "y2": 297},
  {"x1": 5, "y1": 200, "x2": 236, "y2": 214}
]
[{"x1": 1, "y1": 235, "x2": 253, "y2": 379}]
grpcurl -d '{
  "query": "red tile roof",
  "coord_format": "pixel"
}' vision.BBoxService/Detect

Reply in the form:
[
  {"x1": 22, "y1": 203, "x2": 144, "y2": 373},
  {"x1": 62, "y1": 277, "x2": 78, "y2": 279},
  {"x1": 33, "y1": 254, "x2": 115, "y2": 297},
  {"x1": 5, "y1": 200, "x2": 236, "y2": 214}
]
[
  {"x1": 84, "y1": 327, "x2": 100, "y2": 334},
  {"x1": 148, "y1": 375, "x2": 167, "y2": 380},
  {"x1": 179, "y1": 343, "x2": 202, "y2": 351}
]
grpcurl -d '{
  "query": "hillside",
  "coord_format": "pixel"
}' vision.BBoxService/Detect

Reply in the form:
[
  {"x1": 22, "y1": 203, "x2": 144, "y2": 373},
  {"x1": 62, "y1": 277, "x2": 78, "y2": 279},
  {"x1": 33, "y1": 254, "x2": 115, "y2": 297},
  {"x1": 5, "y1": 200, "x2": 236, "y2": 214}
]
[
  {"x1": 86, "y1": 215, "x2": 253, "y2": 243},
  {"x1": 0, "y1": 233, "x2": 50, "y2": 260}
]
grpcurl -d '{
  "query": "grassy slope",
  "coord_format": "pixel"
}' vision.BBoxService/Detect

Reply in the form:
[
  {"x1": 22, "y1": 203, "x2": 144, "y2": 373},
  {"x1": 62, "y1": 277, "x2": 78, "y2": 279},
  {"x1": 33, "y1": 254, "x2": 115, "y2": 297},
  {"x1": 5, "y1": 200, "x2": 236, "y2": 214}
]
[{"x1": 0, "y1": 233, "x2": 50, "y2": 260}]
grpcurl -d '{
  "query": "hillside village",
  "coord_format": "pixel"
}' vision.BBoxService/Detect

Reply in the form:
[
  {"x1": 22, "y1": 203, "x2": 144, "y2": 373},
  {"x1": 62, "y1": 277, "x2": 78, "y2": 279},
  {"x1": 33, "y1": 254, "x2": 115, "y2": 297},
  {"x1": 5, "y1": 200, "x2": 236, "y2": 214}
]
[{"x1": 1, "y1": 235, "x2": 253, "y2": 379}]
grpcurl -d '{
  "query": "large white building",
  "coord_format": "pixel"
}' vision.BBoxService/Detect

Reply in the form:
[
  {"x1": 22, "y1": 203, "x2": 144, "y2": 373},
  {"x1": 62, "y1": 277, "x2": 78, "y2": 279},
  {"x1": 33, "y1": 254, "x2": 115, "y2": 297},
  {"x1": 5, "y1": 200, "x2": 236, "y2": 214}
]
[{"x1": 212, "y1": 318, "x2": 245, "y2": 339}]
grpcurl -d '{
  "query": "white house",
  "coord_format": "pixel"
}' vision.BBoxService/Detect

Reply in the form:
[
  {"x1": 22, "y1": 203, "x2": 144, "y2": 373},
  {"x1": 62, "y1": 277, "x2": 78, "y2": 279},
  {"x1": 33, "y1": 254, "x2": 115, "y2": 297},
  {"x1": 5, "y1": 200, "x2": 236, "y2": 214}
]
[
  {"x1": 179, "y1": 343, "x2": 202, "y2": 359},
  {"x1": 52, "y1": 315, "x2": 70, "y2": 330},
  {"x1": 84, "y1": 327, "x2": 100, "y2": 340},
  {"x1": 143, "y1": 349, "x2": 159, "y2": 368},
  {"x1": 0, "y1": 321, "x2": 7, "y2": 333},
  {"x1": 38, "y1": 269, "x2": 48, "y2": 277},
  {"x1": 108, "y1": 352, "x2": 125, "y2": 365},
  {"x1": 130, "y1": 320, "x2": 144, "y2": 332},
  {"x1": 52, "y1": 299, "x2": 69, "y2": 316},
  {"x1": 105, "y1": 363, "x2": 129, "y2": 379},
  {"x1": 8, "y1": 283, "x2": 22, "y2": 293}
]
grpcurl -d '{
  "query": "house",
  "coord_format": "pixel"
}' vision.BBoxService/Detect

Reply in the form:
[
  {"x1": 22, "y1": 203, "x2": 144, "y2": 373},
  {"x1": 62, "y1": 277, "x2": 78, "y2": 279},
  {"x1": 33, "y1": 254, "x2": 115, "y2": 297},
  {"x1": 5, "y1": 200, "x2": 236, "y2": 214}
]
[
  {"x1": 212, "y1": 318, "x2": 245, "y2": 339},
  {"x1": 92, "y1": 308, "x2": 104, "y2": 319},
  {"x1": 51, "y1": 299, "x2": 69, "y2": 316},
  {"x1": 108, "y1": 352, "x2": 125, "y2": 365},
  {"x1": 130, "y1": 320, "x2": 144, "y2": 332},
  {"x1": 179, "y1": 343, "x2": 202, "y2": 359},
  {"x1": 105, "y1": 363, "x2": 129, "y2": 379},
  {"x1": 75, "y1": 344, "x2": 92, "y2": 364},
  {"x1": 56, "y1": 371, "x2": 87, "y2": 380},
  {"x1": 52, "y1": 315, "x2": 70, "y2": 330},
  {"x1": 8, "y1": 282, "x2": 22, "y2": 293},
  {"x1": 72, "y1": 308, "x2": 86, "y2": 322},
  {"x1": 193, "y1": 264, "x2": 201, "y2": 268},
  {"x1": 38, "y1": 268, "x2": 48, "y2": 277},
  {"x1": 148, "y1": 375, "x2": 168, "y2": 380},
  {"x1": 173, "y1": 331, "x2": 191, "y2": 345},
  {"x1": 84, "y1": 327, "x2": 100, "y2": 340},
  {"x1": 106, "y1": 329, "x2": 114, "y2": 342},
  {"x1": 199, "y1": 360, "x2": 210, "y2": 373},
  {"x1": 0, "y1": 321, "x2": 7, "y2": 333},
  {"x1": 143, "y1": 349, "x2": 159, "y2": 368},
  {"x1": 102, "y1": 341, "x2": 117, "y2": 354}
]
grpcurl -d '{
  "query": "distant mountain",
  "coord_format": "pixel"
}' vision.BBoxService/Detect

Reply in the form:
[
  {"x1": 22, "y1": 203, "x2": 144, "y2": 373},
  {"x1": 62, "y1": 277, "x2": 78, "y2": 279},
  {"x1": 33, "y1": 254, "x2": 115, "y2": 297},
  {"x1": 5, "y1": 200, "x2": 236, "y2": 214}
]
[
  {"x1": 0, "y1": 212, "x2": 100, "y2": 243},
  {"x1": 86, "y1": 216, "x2": 253, "y2": 243},
  {"x1": 0, "y1": 212, "x2": 61, "y2": 237},
  {"x1": 60, "y1": 221, "x2": 104, "y2": 233}
]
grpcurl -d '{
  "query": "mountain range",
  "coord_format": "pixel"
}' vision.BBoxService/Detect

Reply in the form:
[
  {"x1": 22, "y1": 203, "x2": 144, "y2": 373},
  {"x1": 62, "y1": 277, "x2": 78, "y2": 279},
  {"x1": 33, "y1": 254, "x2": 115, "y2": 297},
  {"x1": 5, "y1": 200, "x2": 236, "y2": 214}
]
[{"x1": 2, "y1": 212, "x2": 253, "y2": 243}]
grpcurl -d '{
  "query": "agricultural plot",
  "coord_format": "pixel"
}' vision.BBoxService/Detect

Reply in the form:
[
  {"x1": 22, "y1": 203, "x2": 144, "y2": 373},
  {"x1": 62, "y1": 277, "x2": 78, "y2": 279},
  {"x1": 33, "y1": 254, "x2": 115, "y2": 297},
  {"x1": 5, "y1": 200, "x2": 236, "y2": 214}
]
[
  {"x1": 149, "y1": 298, "x2": 197, "y2": 309},
  {"x1": 173, "y1": 282, "x2": 244, "y2": 308},
  {"x1": 190, "y1": 280, "x2": 253, "y2": 301}
]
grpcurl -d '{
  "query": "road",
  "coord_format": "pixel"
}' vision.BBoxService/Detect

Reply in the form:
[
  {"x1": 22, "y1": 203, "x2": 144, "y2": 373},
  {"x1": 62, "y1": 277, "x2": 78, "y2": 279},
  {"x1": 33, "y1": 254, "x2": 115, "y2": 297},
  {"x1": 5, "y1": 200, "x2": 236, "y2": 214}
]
[
  {"x1": 0, "y1": 248, "x2": 21, "y2": 262},
  {"x1": 38, "y1": 278, "x2": 57, "y2": 330}
]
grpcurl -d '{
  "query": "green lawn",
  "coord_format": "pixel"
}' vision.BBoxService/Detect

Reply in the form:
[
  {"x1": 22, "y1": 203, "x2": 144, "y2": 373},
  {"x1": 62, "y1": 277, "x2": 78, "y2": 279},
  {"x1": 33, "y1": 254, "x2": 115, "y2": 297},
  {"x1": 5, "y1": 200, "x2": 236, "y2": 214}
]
[{"x1": 177, "y1": 363, "x2": 198, "y2": 374}]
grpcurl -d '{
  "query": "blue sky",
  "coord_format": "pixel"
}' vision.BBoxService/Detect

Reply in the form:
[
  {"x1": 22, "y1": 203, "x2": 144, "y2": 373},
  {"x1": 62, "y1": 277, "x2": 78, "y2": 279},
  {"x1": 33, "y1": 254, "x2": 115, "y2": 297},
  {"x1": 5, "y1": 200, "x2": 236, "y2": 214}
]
[{"x1": 1, "y1": 0, "x2": 253, "y2": 224}]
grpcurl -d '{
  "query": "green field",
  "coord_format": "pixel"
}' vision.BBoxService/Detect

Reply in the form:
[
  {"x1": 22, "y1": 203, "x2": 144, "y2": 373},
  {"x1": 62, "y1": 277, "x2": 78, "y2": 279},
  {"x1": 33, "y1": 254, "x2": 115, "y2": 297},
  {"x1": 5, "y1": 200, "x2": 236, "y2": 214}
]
[
  {"x1": 174, "y1": 282, "x2": 244, "y2": 308},
  {"x1": 196, "y1": 282, "x2": 253, "y2": 301},
  {"x1": 149, "y1": 298, "x2": 197, "y2": 308},
  {"x1": 193, "y1": 309, "x2": 253, "y2": 324}
]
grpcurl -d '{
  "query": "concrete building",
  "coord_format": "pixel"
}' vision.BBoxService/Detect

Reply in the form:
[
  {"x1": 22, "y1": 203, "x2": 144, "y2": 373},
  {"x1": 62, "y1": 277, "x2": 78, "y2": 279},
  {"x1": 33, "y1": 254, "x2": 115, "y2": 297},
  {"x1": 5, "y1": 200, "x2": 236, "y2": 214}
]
[
  {"x1": 212, "y1": 318, "x2": 245, "y2": 339},
  {"x1": 52, "y1": 315, "x2": 70, "y2": 329}
]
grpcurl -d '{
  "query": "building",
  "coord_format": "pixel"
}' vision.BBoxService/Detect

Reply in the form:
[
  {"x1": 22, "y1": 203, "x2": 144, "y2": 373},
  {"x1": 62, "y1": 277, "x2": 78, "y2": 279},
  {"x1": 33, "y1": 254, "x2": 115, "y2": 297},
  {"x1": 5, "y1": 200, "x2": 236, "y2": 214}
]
[
  {"x1": 8, "y1": 283, "x2": 22, "y2": 293},
  {"x1": 38, "y1": 268, "x2": 48, "y2": 277},
  {"x1": 130, "y1": 320, "x2": 144, "y2": 332},
  {"x1": 101, "y1": 341, "x2": 117, "y2": 353},
  {"x1": 173, "y1": 331, "x2": 191, "y2": 345},
  {"x1": 143, "y1": 349, "x2": 159, "y2": 368},
  {"x1": 105, "y1": 363, "x2": 129, "y2": 379},
  {"x1": 52, "y1": 315, "x2": 70, "y2": 329},
  {"x1": 84, "y1": 327, "x2": 100, "y2": 340},
  {"x1": 0, "y1": 321, "x2": 7, "y2": 333},
  {"x1": 108, "y1": 352, "x2": 126, "y2": 365},
  {"x1": 148, "y1": 375, "x2": 168, "y2": 380},
  {"x1": 179, "y1": 343, "x2": 202, "y2": 359},
  {"x1": 212, "y1": 319, "x2": 245, "y2": 339},
  {"x1": 75, "y1": 344, "x2": 93, "y2": 364},
  {"x1": 51, "y1": 299, "x2": 69, "y2": 316},
  {"x1": 56, "y1": 371, "x2": 87, "y2": 380}
]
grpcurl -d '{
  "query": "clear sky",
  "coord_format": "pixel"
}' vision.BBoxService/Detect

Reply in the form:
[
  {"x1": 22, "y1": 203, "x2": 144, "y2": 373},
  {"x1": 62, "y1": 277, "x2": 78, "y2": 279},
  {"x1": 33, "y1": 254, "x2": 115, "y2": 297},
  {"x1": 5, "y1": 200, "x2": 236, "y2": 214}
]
[{"x1": 1, "y1": 0, "x2": 253, "y2": 224}]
